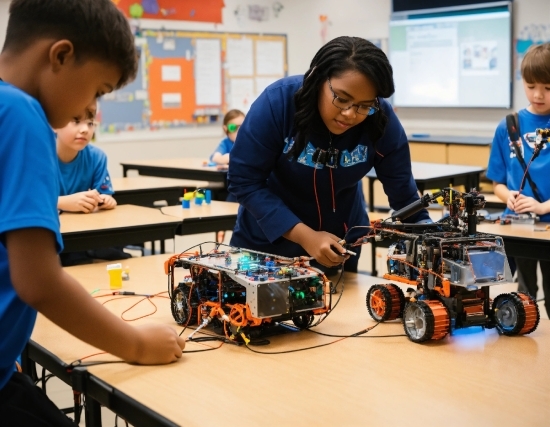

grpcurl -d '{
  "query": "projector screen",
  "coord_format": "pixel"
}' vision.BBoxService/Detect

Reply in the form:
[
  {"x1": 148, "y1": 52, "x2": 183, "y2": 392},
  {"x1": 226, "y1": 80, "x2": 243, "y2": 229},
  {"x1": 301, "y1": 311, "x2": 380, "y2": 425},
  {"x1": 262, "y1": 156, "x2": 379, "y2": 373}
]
[{"x1": 389, "y1": 2, "x2": 512, "y2": 108}]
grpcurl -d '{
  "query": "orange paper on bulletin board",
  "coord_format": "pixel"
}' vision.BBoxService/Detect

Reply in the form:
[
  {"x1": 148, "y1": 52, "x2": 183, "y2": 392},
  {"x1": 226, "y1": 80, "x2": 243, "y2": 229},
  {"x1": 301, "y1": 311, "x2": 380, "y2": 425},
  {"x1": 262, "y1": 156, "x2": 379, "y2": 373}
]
[{"x1": 114, "y1": 0, "x2": 224, "y2": 23}]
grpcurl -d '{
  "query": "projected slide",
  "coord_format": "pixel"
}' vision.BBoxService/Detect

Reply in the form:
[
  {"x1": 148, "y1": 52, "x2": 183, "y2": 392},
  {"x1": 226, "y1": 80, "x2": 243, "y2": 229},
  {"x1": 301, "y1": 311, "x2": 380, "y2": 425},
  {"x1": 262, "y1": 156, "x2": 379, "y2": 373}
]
[{"x1": 390, "y1": 5, "x2": 511, "y2": 108}]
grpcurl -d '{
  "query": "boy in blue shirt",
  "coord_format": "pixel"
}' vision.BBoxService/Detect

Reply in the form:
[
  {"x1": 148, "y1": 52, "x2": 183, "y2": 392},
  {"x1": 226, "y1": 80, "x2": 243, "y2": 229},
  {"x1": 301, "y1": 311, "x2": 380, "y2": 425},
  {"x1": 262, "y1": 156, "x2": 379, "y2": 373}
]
[
  {"x1": 0, "y1": 1, "x2": 185, "y2": 424},
  {"x1": 56, "y1": 102, "x2": 131, "y2": 265},
  {"x1": 487, "y1": 43, "x2": 550, "y2": 318},
  {"x1": 57, "y1": 103, "x2": 116, "y2": 213}
]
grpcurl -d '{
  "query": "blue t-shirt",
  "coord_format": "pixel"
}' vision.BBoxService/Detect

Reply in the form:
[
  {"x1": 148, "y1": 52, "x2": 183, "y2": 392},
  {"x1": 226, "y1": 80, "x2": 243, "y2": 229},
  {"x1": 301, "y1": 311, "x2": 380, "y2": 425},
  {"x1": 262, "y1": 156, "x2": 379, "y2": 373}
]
[
  {"x1": 0, "y1": 81, "x2": 63, "y2": 390},
  {"x1": 209, "y1": 137, "x2": 234, "y2": 161},
  {"x1": 227, "y1": 75, "x2": 428, "y2": 257},
  {"x1": 58, "y1": 144, "x2": 114, "y2": 196},
  {"x1": 487, "y1": 108, "x2": 550, "y2": 222}
]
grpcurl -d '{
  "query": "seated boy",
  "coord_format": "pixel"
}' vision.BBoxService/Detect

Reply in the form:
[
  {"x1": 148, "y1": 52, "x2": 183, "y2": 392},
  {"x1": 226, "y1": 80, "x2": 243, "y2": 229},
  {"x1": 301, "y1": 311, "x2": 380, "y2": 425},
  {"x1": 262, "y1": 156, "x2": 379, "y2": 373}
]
[
  {"x1": 0, "y1": 1, "x2": 185, "y2": 424},
  {"x1": 56, "y1": 104, "x2": 131, "y2": 265}
]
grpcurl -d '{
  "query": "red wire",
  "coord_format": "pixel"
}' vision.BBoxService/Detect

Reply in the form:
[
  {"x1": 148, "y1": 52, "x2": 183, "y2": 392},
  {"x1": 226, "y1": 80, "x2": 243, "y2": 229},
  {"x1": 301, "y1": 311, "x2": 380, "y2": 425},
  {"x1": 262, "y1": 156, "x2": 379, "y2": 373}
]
[{"x1": 313, "y1": 167, "x2": 322, "y2": 230}]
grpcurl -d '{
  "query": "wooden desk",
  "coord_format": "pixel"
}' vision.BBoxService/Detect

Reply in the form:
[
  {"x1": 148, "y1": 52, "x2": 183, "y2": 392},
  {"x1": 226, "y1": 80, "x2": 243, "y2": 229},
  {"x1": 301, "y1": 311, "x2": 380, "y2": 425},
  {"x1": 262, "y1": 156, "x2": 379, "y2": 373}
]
[
  {"x1": 29, "y1": 255, "x2": 550, "y2": 427},
  {"x1": 408, "y1": 135, "x2": 492, "y2": 167},
  {"x1": 366, "y1": 162, "x2": 486, "y2": 212},
  {"x1": 112, "y1": 177, "x2": 209, "y2": 207},
  {"x1": 60, "y1": 204, "x2": 181, "y2": 254},
  {"x1": 120, "y1": 158, "x2": 227, "y2": 184},
  {"x1": 482, "y1": 193, "x2": 506, "y2": 210},
  {"x1": 477, "y1": 221, "x2": 550, "y2": 260},
  {"x1": 161, "y1": 201, "x2": 239, "y2": 235}
]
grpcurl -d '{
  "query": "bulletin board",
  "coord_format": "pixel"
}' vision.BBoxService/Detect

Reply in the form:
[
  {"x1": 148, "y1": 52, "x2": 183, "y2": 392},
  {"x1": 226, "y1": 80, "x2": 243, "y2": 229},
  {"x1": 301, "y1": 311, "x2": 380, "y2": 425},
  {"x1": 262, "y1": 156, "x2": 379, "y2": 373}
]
[
  {"x1": 114, "y1": 0, "x2": 224, "y2": 23},
  {"x1": 98, "y1": 29, "x2": 288, "y2": 134}
]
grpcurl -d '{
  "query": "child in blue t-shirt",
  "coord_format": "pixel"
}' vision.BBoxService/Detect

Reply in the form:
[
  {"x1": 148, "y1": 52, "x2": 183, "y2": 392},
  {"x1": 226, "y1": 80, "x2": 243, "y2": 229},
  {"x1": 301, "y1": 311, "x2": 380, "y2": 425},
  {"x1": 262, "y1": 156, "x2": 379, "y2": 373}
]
[
  {"x1": 56, "y1": 103, "x2": 132, "y2": 265},
  {"x1": 56, "y1": 103, "x2": 116, "y2": 213},
  {"x1": 211, "y1": 109, "x2": 245, "y2": 242},
  {"x1": 486, "y1": 43, "x2": 550, "y2": 318},
  {"x1": 210, "y1": 109, "x2": 245, "y2": 166},
  {"x1": 0, "y1": 1, "x2": 185, "y2": 423}
]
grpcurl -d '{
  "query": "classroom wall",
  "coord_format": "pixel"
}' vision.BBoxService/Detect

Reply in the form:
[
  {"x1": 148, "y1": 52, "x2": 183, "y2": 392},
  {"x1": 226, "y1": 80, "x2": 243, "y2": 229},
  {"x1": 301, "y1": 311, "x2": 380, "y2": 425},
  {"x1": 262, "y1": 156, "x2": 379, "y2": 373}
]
[{"x1": 0, "y1": 0, "x2": 549, "y2": 178}]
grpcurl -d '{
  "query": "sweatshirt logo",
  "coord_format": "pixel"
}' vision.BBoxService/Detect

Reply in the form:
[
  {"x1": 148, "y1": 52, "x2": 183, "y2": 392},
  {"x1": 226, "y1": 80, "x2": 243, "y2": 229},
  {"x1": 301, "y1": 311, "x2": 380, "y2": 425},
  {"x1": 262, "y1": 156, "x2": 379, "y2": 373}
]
[{"x1": 284, "y1": 138, "x2": 369, "y2": 168}]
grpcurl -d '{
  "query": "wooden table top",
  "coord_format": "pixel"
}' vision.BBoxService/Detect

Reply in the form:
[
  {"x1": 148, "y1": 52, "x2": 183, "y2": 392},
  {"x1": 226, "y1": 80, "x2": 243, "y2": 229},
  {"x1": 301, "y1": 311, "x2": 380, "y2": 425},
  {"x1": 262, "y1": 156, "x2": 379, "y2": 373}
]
[
  {"x1": 112, "y1": 176, "x2": 210, "y2": 192},
  {"x1": 120, "y1": 158, "x2": 228, "y2": 173},
  {"x1": 407, "y1": 135, "x2": 492, "y2": 146},
  {"x1": 32, "y1": 255, "x2": 550, "y2": 427},
  {"x1": 477, "y1": 221, "x2": 550, "y2": 241},
  {"x1": 367, "y1": 161, "x2": 485, "y2": 180},
  {"x1": 59, "y1": 204, "x2": 182, "y2": 234},
  {"x1": 161, "y1": 201, "x2": 239, "y2": 220}
]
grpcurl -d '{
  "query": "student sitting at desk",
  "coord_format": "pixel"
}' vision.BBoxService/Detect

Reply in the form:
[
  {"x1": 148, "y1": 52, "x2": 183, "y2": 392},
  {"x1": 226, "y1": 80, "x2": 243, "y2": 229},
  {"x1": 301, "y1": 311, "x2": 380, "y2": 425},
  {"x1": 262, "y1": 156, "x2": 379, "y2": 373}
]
[
  {"x1": 56, "y1": 103, "x2": 131, "y2": 265},
  {"x1": 210, "y1": 109, "x2": 245, "y2": 242},
  {"x1": 210, "y1": 109, "x2": 245, "y2": 167},
  {"x1": 487, "y1": 43, "x2": 550, "y2": 318},
  {"x1": 0, "y1": 3, "x2": 185, "y2": 424},
  {"x1": 227, "y1": 36, "x2": 430, "y2": 273}
]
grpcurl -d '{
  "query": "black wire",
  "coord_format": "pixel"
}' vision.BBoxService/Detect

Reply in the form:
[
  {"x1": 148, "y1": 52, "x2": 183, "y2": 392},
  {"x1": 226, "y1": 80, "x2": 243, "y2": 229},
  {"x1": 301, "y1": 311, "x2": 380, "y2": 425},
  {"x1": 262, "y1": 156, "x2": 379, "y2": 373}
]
[
  {"x1": 242, "y1": 337, "x2": 346, "y2": 355},
  {"x1": 69, "y1": 359, "x2": 127, "y2": 368},
  {"x1": 306, "y1": 325, "x2": 407, "y2": 338},
  {"x1": 183, "y1": 348, "x2": 221, "y2": 353}
]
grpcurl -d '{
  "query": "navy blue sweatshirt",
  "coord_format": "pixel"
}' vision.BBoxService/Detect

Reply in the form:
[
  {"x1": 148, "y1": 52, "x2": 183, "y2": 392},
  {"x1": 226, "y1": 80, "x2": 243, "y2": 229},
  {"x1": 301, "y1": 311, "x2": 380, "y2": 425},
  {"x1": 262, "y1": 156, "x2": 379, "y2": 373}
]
[{"x1": 228, "y1": 75, "x2": 428, "y2": 257}]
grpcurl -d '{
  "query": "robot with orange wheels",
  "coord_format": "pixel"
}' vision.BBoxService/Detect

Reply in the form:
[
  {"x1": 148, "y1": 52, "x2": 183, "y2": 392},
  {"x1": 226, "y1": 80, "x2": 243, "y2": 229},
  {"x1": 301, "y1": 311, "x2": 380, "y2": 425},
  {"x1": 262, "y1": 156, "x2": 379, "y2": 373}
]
[
  {"x1": 164, "y1": 243, "x2": 332, "y2": 343},
  {"x1": 363, "y1": 187, "x2": 540, "y2": 343}
]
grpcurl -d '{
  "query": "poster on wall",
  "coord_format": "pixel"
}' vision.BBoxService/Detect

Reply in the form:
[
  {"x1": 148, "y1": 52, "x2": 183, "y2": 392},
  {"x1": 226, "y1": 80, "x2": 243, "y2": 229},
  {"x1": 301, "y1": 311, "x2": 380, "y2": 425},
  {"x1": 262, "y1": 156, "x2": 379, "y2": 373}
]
[
  {"x1": 113, "y1": 0, "x2": 224, "y2": 23},
  {"x1": 98, "y1": 30, "x2": 287, "y2": 134}
]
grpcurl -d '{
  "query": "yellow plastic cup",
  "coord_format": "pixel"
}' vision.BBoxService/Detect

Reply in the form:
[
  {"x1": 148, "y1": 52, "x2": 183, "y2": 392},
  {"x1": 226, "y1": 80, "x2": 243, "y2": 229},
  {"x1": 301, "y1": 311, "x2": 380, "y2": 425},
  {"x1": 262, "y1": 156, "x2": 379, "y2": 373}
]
[{"x1": 107, "y1": 263, "x2": 123, "y2": 289}]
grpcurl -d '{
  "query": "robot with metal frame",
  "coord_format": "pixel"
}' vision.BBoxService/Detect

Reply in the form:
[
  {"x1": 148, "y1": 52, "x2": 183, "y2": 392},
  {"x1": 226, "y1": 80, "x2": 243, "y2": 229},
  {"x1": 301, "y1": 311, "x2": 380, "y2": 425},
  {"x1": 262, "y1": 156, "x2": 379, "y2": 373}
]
[
  {"x1": 362, "y1": 186, "x2": 541, "y2": 343},
  {"x1": 363, "y1": 128, "x2": 548, "y2": 343},
  {"x1": 165, "y1": 245, "x2": 332, "y2": 342}
]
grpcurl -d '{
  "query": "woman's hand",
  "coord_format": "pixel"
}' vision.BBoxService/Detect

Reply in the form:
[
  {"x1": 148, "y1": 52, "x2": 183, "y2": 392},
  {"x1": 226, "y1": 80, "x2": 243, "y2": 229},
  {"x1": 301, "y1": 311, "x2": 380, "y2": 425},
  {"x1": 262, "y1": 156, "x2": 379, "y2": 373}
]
[{"x1": 284, "y1": 223, "x2": 350, "y2": 268}]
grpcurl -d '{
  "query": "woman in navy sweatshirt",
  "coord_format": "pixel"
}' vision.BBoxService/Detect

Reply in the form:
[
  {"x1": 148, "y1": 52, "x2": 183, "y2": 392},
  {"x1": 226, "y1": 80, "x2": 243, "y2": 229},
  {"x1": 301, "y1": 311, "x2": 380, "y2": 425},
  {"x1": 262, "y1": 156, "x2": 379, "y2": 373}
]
[{"x1": 227, "y1": 36, "x2": 429, "y2": 272}]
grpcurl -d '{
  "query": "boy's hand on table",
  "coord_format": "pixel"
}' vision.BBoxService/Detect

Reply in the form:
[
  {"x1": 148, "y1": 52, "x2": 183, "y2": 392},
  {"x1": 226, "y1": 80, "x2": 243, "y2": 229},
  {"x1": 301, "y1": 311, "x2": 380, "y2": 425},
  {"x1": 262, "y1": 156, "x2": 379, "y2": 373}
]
[
  {"x1": 60, "y1": 190, "x2": 102, "y2": 213},
  {"x1": 98, "y1": 194, "x2": 117, "y2": 210},
  {"x1": 131, "y1": 324, "x2": 186, "y2": 364}
]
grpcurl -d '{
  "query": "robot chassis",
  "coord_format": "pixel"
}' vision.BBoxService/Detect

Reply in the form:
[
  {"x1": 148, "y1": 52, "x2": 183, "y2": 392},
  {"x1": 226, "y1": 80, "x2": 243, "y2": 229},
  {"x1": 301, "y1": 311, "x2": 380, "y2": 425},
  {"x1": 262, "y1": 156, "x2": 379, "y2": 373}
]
[
  {"x1": 363, "y1": 127, "x2": 550, "y2": 343},
  {"x1": 165, "y1": 245, "x2": 331, "y2": 342},
  {"x1": 363, "y1": 187, "x2": 540, "y2": 343}
]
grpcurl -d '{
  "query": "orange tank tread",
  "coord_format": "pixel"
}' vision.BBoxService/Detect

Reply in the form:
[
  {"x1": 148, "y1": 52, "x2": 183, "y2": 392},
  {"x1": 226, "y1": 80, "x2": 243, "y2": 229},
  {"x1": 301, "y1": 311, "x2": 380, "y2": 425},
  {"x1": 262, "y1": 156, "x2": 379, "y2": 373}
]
[
  {"x1": 424, "y1": 300, "x2": 450, "y2": 340},
  {"x1": 516, "y1": 293, "x2": 539, "y2": 334}
]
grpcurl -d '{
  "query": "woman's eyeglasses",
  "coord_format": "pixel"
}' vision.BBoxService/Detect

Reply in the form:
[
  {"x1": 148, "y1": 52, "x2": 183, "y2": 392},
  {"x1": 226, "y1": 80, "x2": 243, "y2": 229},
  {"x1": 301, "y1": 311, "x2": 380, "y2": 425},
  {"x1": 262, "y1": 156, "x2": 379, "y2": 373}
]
[
  {"x1": 226, "y1": 123, "x2": 241, "y2": 133},
  {"x1": 327, "y1": 78, "x2": 379, "y2": 116}
]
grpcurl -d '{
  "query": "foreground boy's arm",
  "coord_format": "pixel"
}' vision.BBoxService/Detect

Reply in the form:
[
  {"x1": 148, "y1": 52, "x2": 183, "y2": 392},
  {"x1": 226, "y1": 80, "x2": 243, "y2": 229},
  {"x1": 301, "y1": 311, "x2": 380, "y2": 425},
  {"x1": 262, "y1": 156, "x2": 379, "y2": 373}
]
[{"x1": 8, "y1": 228, "x2": 185, "y2": 364}]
